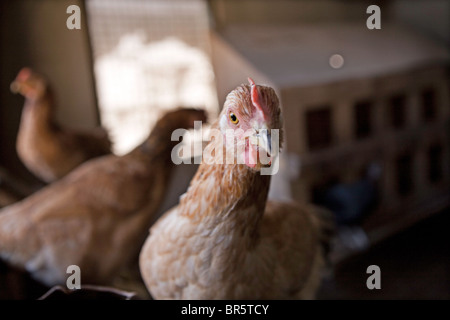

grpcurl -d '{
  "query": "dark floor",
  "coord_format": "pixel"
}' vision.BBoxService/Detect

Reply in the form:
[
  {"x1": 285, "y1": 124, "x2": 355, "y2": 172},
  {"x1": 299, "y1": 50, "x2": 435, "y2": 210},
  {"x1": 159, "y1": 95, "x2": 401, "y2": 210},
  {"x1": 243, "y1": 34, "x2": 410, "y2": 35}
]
[{"x1": 317, "y1": 208, "x2": 450, "y2": 300}]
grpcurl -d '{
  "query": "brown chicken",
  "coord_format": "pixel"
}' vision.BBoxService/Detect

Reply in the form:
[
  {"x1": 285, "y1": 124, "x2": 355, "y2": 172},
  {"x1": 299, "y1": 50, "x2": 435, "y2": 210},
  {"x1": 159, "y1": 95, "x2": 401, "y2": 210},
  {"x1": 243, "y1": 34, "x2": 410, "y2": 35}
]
[
  {"x1": 0, "y1": 108, "x2": 207, "y2": 288},
  {"x1": 139, "y1": 79, "x2": 334, "y2": 299},
  {"x1": 11, "y1": 67, "x2": 112, "y2": 183}
]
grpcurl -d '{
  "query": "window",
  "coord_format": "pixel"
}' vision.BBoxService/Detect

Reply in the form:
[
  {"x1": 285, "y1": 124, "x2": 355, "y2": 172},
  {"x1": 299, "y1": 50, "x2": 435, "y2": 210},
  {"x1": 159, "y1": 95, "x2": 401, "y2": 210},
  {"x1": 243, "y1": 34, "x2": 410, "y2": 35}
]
[
  {"x1": 86, "y1": 0, "x2": 218, "y2": 155},
  {"x1": 395, "y1": 152, "x2": 414, "y2": 196},
  {"x1": 389, "y1": 94, "x2": 407, "y2": 129},
  {"x1": 427, "y1": 144, "x2": 443, "y2": 183},
  {"x1": 305, "y1": 107, "x2": 332, "y2": 150},
  {"x1": 421, "y1": 88, "x2": 437, "y2": 122},
  {"x1": 354, "y1": 100, "x2": 372, "y2": 139}
]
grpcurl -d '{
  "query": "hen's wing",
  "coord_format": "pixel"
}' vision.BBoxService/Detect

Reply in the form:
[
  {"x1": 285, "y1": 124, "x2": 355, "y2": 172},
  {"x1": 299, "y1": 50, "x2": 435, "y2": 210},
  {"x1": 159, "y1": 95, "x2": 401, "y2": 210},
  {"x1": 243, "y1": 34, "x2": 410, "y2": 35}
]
[{"x1": 255, "y1": 201, "x2": 334, "y2": 299}]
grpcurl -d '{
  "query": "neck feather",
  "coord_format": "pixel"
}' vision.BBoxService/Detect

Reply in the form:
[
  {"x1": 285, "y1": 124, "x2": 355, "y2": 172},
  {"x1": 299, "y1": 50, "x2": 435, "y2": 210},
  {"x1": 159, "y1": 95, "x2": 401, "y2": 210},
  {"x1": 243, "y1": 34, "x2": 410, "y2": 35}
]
[
  {"x1": 21, "y1": 95, "x2": 57, "y2": 132},
  {"x1": 179, "y1": 135, "x2": 271, "y2": 238}
]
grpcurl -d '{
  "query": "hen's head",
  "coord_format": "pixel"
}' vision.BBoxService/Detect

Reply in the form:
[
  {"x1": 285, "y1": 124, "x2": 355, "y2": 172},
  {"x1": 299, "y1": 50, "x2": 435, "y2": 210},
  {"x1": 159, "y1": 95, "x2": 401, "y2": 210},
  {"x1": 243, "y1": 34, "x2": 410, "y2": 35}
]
[
  {"x1": 10, "y1": 68, "x2": 48, "y2": 101},
  {"x1": 219, "y1": 78, "x2": 283, "y2": 170}
]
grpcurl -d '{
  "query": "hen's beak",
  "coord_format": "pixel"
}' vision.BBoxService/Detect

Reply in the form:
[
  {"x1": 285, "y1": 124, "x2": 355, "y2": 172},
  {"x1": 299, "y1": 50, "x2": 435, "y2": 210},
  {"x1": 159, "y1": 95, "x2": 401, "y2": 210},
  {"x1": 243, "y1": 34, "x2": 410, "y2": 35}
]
[
  {"x1": 10, "y1": 81, "x2": 21, "y2": 94},
  {"x1": 258, "y1": 130, "x2": 272, "y2": 157},
  {"x1": 249, "y1": 129, "x2": 272, "y2": 166}
]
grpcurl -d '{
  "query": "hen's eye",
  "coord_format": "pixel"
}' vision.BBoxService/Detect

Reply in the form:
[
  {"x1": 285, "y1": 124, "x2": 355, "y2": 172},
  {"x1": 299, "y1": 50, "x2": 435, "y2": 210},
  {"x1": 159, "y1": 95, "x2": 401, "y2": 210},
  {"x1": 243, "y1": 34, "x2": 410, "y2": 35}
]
[{"x1": 229, "y1": 112, "x2": 239, "y2": 124}]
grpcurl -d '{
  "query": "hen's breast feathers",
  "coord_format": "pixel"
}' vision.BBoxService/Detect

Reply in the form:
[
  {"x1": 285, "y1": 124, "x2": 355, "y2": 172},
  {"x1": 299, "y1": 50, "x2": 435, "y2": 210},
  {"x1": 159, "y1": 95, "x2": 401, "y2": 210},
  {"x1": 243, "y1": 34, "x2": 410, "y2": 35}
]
[{"x1": 141, "y1": 157, "x2": 330, "y2": 299}]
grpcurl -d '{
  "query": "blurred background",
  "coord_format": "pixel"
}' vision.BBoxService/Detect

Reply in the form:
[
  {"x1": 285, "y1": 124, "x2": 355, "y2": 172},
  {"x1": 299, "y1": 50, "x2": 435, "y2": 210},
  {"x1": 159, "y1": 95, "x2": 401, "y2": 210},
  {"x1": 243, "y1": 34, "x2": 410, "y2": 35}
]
[{"x1": 0, "y1": 0, "x2": 449, "y2": 299}]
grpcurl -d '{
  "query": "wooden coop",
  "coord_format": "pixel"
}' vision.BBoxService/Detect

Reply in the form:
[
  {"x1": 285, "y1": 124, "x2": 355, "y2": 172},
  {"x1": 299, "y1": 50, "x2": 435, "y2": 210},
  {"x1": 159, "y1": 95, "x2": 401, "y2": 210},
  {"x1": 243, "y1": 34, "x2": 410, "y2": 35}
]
[{"x1": 210, "y1": 23, "x2": 450, "y2": 260}]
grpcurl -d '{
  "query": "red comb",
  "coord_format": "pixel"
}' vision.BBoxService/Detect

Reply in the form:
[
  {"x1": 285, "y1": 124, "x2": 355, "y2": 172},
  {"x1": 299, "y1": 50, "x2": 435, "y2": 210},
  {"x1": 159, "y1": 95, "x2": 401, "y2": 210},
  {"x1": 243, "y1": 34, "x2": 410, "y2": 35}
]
[
  {"x1": 248, "y1": 77, "x2": 265, "y2": 118},
  {"x1": 17, "y1": 68, "x2": 31, "y2": 81}
]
